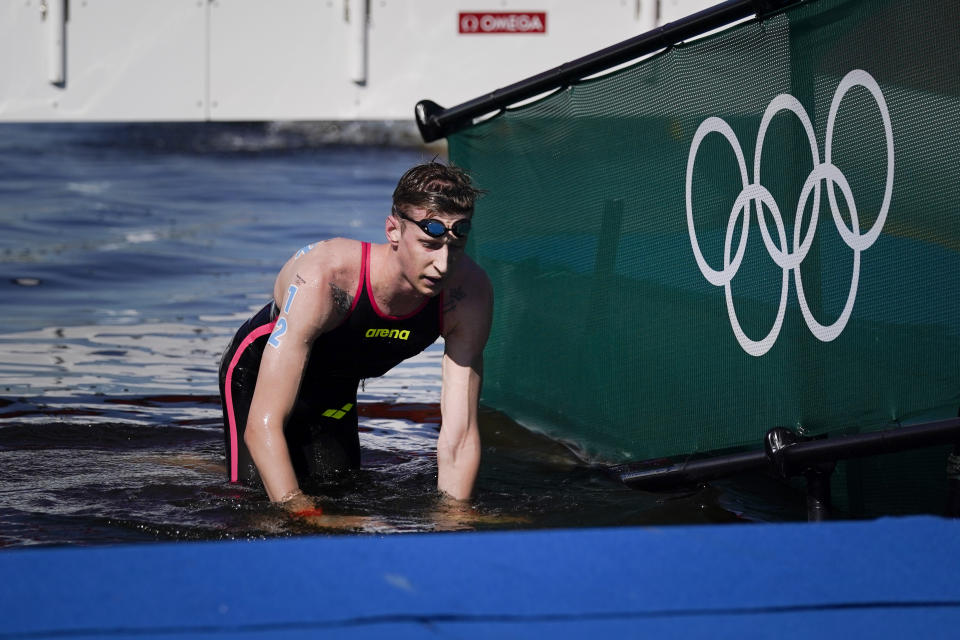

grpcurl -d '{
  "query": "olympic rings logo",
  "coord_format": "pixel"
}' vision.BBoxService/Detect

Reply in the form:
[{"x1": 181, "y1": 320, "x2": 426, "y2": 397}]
[{"x1": 685, "y1": 69, "x2": 895, "y2": 357}]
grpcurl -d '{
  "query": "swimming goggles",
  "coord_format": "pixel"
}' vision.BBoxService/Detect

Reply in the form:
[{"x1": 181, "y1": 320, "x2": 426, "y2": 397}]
[{"x1": 397, "y1": 212, "x2": 471, "y2": 239}]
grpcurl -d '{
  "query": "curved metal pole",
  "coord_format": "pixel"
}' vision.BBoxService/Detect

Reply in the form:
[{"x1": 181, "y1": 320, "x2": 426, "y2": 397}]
[{"x1": 415, "y1": 0, "x2": 802, "y2": 142}]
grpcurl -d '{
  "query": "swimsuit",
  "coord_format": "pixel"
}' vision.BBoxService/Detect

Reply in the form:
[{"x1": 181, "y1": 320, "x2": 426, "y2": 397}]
[{"x1": 218, "y1": 242, "x2": 443, "y2": 485}]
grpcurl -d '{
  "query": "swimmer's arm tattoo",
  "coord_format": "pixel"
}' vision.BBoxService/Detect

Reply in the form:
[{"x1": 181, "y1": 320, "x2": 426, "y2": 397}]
[
  {"x1": 330, "y1": 283, "x2": 353, "y2": 316},
  {"x1": 295, "y1": 273, "x2": 307, "y2": 286},
  {"x1": 443, "y1": 286, "x2": 467, "y2": 314}
]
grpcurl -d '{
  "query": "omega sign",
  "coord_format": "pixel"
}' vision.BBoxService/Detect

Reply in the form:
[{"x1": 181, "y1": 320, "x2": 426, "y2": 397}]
[{"x1": 459, "y1": 12, "x2": 547, "y2": 34}]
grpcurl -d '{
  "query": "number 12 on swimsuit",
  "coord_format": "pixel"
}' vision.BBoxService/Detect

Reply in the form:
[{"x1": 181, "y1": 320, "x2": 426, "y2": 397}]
[{"x1": 268, "y1": 285, "x2": 299, "y2": 348}]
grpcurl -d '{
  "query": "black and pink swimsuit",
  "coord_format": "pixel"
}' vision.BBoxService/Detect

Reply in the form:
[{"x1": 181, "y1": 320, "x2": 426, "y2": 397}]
[{"x1": 218, "y1": 242, "x2": 443, "y2": 486}]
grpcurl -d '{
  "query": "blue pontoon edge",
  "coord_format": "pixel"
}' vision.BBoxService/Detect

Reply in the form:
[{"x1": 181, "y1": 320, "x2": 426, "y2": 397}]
[{"x1": 2, "y1": 516, "x2": 959, "y2": 639}]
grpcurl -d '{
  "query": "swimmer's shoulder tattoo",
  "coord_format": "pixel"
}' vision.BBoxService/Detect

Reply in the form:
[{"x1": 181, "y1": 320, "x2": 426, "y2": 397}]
[
  {"x1": 443, "y1": 286, "x2": 467, "y2": 313},
  {"x1": 330, "y1": 283, "x2": 353, "y2": 315}
]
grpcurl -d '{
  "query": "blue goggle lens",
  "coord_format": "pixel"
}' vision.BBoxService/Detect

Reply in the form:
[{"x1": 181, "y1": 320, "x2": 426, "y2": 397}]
[{"x1": 403, "y1": 214, "x2": 471, "y2": 238}]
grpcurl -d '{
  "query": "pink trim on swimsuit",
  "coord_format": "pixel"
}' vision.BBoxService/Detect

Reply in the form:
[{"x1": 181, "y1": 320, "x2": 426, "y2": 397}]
[
  {"x1": 224, "y1": 321, "x2": 275, "y2": 483},
  {"x1": 364, "y1": 241, "x2": 432, "y2": 321},
  {"x1": 323, "y1": 242, "x2": 365, "y2": 330},
  {"x1": 351, "y1": 243, "x2": 367, "y2": 316}
]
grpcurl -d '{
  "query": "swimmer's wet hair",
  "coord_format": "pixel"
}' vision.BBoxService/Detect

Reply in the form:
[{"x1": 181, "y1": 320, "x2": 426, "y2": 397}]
[{"x1": 392, "y1": 162, "x2": 484, "y2": 219}]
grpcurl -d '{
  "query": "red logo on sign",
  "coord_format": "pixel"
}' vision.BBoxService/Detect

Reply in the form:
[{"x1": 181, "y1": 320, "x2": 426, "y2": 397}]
[{"x1": 458, "y1": 12, "x2": 547, "y2": 34}]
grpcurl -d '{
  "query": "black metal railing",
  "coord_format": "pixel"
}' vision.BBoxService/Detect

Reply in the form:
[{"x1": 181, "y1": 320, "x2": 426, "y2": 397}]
[
  {"x1": 415, "y1": 0, "x2": 802, "y2": 142},
  {"x1": 613, "y1": 418, "x2": 960, "y2": 521}
]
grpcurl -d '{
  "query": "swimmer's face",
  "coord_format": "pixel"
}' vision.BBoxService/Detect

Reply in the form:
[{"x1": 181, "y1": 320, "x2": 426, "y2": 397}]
[{"x1": 390, "y1": 207, "x2": 470, "y2": 296}]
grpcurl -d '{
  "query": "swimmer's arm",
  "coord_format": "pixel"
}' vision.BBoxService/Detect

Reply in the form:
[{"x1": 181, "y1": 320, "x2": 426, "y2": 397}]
[
  {"x1": 244, "y1": 275, "x2": 337, "y2": 505},
  {"x1": 437, "y1": 272, "x2": 493, "y2": 501}
]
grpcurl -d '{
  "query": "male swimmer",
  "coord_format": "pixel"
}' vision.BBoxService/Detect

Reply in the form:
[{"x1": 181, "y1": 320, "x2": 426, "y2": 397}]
[{"x1": 218, "y1": 162, "x2": 492, "y2": 520}]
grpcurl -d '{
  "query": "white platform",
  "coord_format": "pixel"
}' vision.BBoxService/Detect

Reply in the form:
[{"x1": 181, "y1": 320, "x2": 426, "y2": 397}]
[{"x1": 0, "y1": 0, "x2": 719, "y2": 122}]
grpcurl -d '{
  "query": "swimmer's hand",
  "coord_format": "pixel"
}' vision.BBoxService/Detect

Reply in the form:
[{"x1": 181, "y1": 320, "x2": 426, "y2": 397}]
[
  {"x1": 278, "y1": 488, "x2": 317, "y2": 513},
  {"x1": 279, "y1": 489, "x2": 388, "y2": 532},
  {"x1": 430, "y1": 495, "x2": 530, "y2": 532}
]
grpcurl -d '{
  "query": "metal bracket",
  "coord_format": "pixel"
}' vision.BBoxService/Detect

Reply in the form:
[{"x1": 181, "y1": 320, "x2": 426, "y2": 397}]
[
  {"x1": 764, "y1": 427, "x2": 835, "y2": 521},
  {"x1": 415, "y1": 100, "x2": 447, "y2": 143}
]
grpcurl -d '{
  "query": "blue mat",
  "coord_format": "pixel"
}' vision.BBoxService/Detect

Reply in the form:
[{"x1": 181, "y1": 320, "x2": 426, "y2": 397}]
[{"x1": 2, "y1": 516, "x2": 959, "y2": 639}]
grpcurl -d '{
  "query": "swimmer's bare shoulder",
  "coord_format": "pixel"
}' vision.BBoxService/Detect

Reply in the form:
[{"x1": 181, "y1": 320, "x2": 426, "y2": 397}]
[
  {"x1": 442, "y1": 254, "x2": 493, "y2": 335},
  {"x1": 447, "y1": 253, "x2": 489, "y2": 295},
  {"x1": 272, "y1": 238, "x2": 363, "y2": 334}
]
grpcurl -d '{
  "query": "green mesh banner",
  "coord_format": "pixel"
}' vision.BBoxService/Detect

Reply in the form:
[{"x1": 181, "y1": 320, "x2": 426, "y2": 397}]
[{"x1": 450, "y1": 0, "x2": 960, "y2": 511}]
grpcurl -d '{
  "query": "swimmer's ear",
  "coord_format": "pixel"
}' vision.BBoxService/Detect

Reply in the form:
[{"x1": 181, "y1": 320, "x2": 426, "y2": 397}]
[{"x1": 385, "y1": 213, "x2": 402, "y2": 248}]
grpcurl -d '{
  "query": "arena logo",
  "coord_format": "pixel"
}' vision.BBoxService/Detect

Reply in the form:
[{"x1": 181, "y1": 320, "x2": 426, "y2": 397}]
[
  {"x1": 685, "y1": 69, "x2": 894, "y2": 357},
  {"x1": 459, "y1": 12, "x2": 547, "y2": 34},
  {"x1": 365, "y1": 328, "x2": 411, "y2": 340}
]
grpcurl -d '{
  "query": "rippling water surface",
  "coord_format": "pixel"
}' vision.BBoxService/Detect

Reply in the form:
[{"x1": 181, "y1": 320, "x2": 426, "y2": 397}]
[{"x1": 0, "y1": 124, "x2": 793, "y2": 548}]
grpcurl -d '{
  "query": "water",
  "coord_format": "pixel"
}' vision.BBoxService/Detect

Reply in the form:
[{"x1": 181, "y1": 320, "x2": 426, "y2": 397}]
[{"x1": 0, "y1": 123, "x2": 794, "y2": 548}]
